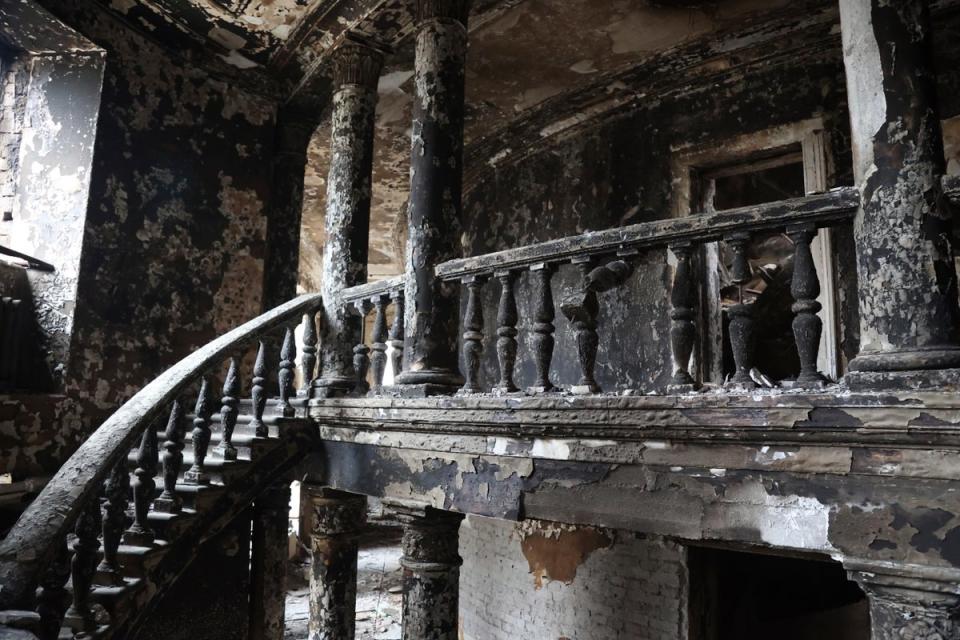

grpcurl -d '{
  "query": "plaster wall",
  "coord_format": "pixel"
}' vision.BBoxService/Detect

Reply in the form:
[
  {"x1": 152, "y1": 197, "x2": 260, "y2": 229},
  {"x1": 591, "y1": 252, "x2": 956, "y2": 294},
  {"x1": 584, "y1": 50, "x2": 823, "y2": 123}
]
[
  {"x1": 0, "y1": 0, "x2": 285, "y2": 478},
  {"x1": 460, "y1": 515, "x2": 688, "y2": 640}
]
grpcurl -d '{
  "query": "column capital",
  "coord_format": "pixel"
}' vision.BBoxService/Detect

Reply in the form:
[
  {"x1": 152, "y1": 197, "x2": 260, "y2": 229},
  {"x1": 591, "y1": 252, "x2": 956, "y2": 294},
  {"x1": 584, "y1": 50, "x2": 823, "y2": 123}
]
[
  {"x1": 845, "y1": 559, "x2": 960, "y2": 639},
  {"x1": 331, "y1": 39, "x2": 385, "y2": 91},
  {"x1": 387, "y1": 499, "x2": 464, "y2": 570},
  {"x1": 304, "y1": 486, "x2": 367, "y2": 537},
  {"x1": 416, "y1": 0, "x2": 471, "y2": 25}
]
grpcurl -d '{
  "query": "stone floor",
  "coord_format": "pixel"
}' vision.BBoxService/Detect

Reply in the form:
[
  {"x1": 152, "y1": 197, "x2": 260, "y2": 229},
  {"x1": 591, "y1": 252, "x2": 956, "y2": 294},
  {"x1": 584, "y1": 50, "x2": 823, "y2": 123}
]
[{"x1": 284, "y1": 528, "x2": 404, "y2": 640}]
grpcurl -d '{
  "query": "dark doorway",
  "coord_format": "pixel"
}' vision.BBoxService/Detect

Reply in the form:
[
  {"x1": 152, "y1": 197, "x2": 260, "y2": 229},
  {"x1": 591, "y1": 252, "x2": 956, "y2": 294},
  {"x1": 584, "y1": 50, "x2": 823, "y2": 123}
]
[{"x1": 689, "y1": 547, "x2": 870, "y2": 640}]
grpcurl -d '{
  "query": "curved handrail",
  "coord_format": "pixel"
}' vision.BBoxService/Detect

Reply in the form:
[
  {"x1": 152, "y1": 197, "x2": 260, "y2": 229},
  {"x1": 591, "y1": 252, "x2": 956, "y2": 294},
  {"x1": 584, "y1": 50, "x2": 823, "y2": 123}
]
[{"x1": 0, "y1": 293, "x2": 323, "y2": 609}]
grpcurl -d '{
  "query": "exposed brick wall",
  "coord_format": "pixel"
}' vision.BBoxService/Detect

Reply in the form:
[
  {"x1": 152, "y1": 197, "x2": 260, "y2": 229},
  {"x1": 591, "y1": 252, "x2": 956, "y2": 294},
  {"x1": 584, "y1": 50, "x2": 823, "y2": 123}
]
[{"x1": 459, "y1": 516, "x2": 688, "y2": 640}]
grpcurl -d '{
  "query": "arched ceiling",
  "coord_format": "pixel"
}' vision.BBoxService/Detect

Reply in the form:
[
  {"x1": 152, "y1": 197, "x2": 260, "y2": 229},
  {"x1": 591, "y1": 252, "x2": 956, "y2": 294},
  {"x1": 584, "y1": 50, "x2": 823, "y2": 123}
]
[{"x1": 298, "y1": 0, "x2": 794, "y2": 290}]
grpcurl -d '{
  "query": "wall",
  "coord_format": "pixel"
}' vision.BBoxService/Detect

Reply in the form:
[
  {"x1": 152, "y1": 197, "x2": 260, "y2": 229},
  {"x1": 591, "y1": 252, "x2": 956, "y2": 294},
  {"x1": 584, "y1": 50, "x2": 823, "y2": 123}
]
[
  {"x1": 460, "y1": 6, "x2": 853, "y2": 392},
  {"x1": 460, "y1": 516, "x2": 688, "y2": 640},
  {"x1": 0, "y1": 0, "x2": 285, "y2": 478}
]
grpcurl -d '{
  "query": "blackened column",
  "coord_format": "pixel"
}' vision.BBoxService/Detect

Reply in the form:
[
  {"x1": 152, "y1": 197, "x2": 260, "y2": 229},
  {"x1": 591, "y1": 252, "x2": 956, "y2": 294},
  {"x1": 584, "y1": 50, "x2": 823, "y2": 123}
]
[
  {"x1": 395, "y1": 0, "x2": 471, "y2": 392},
  {"x1": 305, "y1": 486, "x2": 367, "y2": 640},
  {"x1": 315, "y1": 41, "x2": 385, "y2": 397},
  {"x1": 839, "y1": 0, "x2": 960, "y2": 374},
  {"x1": 846, "y1": 560, "x2": 960, "y2": 640},
  {"x1": 399, "y1": 507, "x2": 464, "y2": 640},
  {"x1": 249, "y1": 482, "x2": 291, "y2": 640},
  {"x1": 262, "y1": 104, "x2": 318, "y2": 311}
]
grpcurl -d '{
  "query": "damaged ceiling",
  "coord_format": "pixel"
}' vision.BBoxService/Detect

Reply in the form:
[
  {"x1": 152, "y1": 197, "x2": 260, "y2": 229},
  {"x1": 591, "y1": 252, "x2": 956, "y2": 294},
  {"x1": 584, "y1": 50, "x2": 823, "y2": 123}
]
[{"x1": 298, "y1": 0, "x2": 795, "y2": 289}]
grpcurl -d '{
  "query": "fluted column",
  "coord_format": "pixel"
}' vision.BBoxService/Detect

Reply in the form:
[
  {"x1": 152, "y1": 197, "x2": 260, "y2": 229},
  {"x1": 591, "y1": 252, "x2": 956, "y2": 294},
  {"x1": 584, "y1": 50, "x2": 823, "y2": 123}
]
[
  {"x1": 315, "y1": 41, "x2": 385, "y2": 397},
  {"x1": 398, "y1": 506, "x2": 464, "y2": 640},
  {"x1": 840, "y1": 0, "x2": 960, "y2": 376},
  {"x1": 396, "y1": 0, "x2": 472, "y2": 393},
  {"x1": 305, "y1": 485, "x2": 366, "y2": 640},
  {"x1": 846, "y1": 560, "x2": 960, "y2": 640}
]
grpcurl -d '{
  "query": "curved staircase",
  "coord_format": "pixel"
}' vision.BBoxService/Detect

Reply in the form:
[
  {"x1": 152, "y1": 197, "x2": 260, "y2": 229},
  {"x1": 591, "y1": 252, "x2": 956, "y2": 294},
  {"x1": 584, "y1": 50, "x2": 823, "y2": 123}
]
[{"x1": 0, "y1": 294, "x2": 324, "y2": 640}]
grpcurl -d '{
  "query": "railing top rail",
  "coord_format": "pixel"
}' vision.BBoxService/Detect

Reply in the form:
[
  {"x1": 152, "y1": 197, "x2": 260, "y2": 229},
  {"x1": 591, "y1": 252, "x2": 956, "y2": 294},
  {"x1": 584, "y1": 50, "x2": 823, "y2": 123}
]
[
  {"x1": 341, "y1": 274, "x2": 405, "y2": 304},
  {"x1": 436, "y1": 187, "x2": 859, "y2": 280},
  {"x1": 0, "y1": 292, "x2": 323, "y2": 610}
]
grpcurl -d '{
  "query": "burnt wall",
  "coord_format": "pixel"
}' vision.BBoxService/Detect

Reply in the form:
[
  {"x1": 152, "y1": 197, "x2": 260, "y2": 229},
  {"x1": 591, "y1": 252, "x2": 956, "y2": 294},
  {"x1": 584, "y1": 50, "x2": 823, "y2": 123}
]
[
  {"x1": 0, "y1": 0, "x2": 294, "y2": 478},
  {"x1": 461, "y1": 10, "x2": 852, "y2": 393}
]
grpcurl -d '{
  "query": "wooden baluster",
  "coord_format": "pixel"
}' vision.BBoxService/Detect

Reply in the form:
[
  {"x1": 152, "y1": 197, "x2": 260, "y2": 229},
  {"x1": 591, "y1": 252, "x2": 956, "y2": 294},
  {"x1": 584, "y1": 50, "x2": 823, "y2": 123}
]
[
  {"x1": 63, "y1": 499, "x2": 101, "y2": 633},
  {"x1": 494, "y1": 270, "x2": 519, "y2": 393},
  {"x1": 529, "y1": 263, "x2": 556, "y2": 393},
  {"x1": 369, "y1": 295, "x2": 389, "y2": 392},
  {"x1": 353, "y1": 300, "x2": 371, "y2": 394},
  {"x1": 788, "y1": 223, "x2": 826, "y2": 387},
  {"x1": 154, "y1": 400, "x2": 185, "y2": 513},
  {"x1": 300, "y1": 310, "x2": 318, "y2": 394},
  {"x1": 123, "y1": 422, "x2": 158, "y2": 546},
  {"x1": 278, "y1": 327, "x2": 296, "y2": 416},
  {"x1": 250, "y1": 341, "x2": 268, "y2": 437},
  {"x1": 460, "y1": 275, "x2": 485, "y2": 393},
  {"x1": 669, "y1": 243, "x2": 699, "y2": 391},
  {"x1": 37, "y1": 539, "x2": 71, "y2": 640},
  {"x1": 95, "y1": 461, "x2": 129, "y2": 585},
  {"x1": 725, "y1": 232, "x2": 755, "y2": 389},
  {"x1": 388, "y1": 289, "x2": 405, "y2": 380},
  {"x1": 184, "y1": 378, "x2": 214, "y2": 484},
  {"x1": 217, "y1": 357, "x2": 240, "y2": 461},
  {"x1": 565, "y1": 257, "x2": 601, "y2": 394}
]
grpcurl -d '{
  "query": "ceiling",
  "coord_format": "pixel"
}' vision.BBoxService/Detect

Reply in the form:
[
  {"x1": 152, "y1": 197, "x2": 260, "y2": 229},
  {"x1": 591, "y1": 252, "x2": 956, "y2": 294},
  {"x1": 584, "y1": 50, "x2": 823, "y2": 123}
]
[{"x1": 297, "y1": 0, "x2": 794, "y2": 290}]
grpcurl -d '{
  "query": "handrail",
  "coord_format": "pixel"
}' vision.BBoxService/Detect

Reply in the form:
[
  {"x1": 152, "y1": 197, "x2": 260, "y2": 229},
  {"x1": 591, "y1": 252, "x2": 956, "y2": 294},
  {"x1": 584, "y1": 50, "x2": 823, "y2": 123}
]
[
  {"x1": 341, "y1": 274, "x2": 404, "y2": 304},
  {"x1": 436, "y1": 187, "x2": 859, "y2": 280},
  {"x1": 0, "y1": 293, "x2": 323, "y2": 610}
]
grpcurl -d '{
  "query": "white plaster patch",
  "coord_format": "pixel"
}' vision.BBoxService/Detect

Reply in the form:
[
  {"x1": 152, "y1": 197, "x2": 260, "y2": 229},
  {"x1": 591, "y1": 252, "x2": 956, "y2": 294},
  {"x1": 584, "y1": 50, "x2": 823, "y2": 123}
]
[
  {"x1": 531, "y1": 439, "x2": 571, "y2": 460},
  {"x1": 219, "y1": 50, "x2": 258, "y2": 70}
]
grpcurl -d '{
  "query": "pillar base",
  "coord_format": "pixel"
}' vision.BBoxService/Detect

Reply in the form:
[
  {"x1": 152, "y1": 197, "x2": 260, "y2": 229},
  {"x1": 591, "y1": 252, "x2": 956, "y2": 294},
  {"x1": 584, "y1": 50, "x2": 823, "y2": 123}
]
[
  {"x1": 394, "y1": 369, "x2": 464, "y2": 395},
  {"x1": 849, "y1": 345, "x2": 960, "y2": 373},
  {"x1": 845, "y1": 365, "x2": 960, "y2": 392},
  {"x1": 312, "y1": 376, "x2": 355, "y2": 398}
]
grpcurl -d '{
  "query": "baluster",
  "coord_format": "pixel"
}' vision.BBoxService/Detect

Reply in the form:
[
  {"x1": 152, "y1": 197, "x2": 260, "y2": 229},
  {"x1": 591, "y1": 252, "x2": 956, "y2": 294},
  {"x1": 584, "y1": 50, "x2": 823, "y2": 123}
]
[
  {"x1": 353, "y1": 300, "x2": 371, "y2": 394},
  {"x1": 155, "y1": 400, "x2": 185, "y2": 513},
  {"x1": 250, "y1": 341, "x2": 268, "y2": 437},
  {"x1": 529, "y1": 263, "x2": 556, "y2": 393},
  {"x1": 63, "y1": 499, "x2": 101, "y2": 633},
  {"x1": 725, "y1": 232, "x2": 755, "y2": 389},
  {"x1": 369, "y1": 295, "x2": 389, "y2": 392},
  {"x1": 123, "y1": 422, "x2": 158, "y2": 546},
  {"x1": 300, "y1": 311, "x2": 318, "y2": 393},
  {"x1": 388, "y1": 289, "x2": 405, "y2": 379},
  {"x1": 669, "y1": 243, "x2": 699, "y2": 391},
  {"x1": 278, "y1": 327, "x2": 296, "y2": 416},
  {"x1": 184, "y1": 378, "x2": 214, "y2": 484},
  {"x1": 788, "y1": 223, "x2": 826, "y2": 386},
  {"x1": 216, "y1": 357, "x2": 240, "y2": 461},
  {"x1": 460, "y1": 275, "x2": 485, "y2": 393},
  {"x1": 95, "y1": 461, "x2": 129, "y2": 585},
  {"x1": 495, "y1": 270, "x2": 519, "y2": 393},
  {"x1": 37, "y1": 539, "x2": 71, "y2": 640},
  {"x1": 565, "y1": 257, "x2": 601, "y2": 394}
]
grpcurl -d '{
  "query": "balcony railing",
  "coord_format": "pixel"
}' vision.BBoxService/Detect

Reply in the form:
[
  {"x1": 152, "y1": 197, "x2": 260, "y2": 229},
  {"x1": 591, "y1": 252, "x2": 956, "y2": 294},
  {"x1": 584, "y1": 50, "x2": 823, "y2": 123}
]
[{"x1": 341, "y1": 188, "x2": 859, "y2": 396}]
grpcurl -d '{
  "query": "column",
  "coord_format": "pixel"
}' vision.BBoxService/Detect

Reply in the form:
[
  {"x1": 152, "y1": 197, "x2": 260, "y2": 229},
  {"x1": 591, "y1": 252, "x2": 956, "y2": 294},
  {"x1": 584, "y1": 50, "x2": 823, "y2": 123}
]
[
  {"x1": 249, "y1": 482, "x2": 291, "y2": 640},
  {"x1": 395, "y1": 0, "x2": 471, "y2": 393},
  {"x1": 846, "y1": 560, "x2": 960, "y2": 639},
  {"x1": 305, "y1": 486, "x2": 366, "y2": 640},
  {"x1": 398, "y1": 506, "x2": 464, "y2": 640},
  {"x1": 839, "y1": 0, "x2": 960, "y2": 375},
  {"x1": 262, "y1": 103, "x2": 318, "y2": 312},
  {"x1": 314, "y1": 40, "x2": 385, "y2": 397}
]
